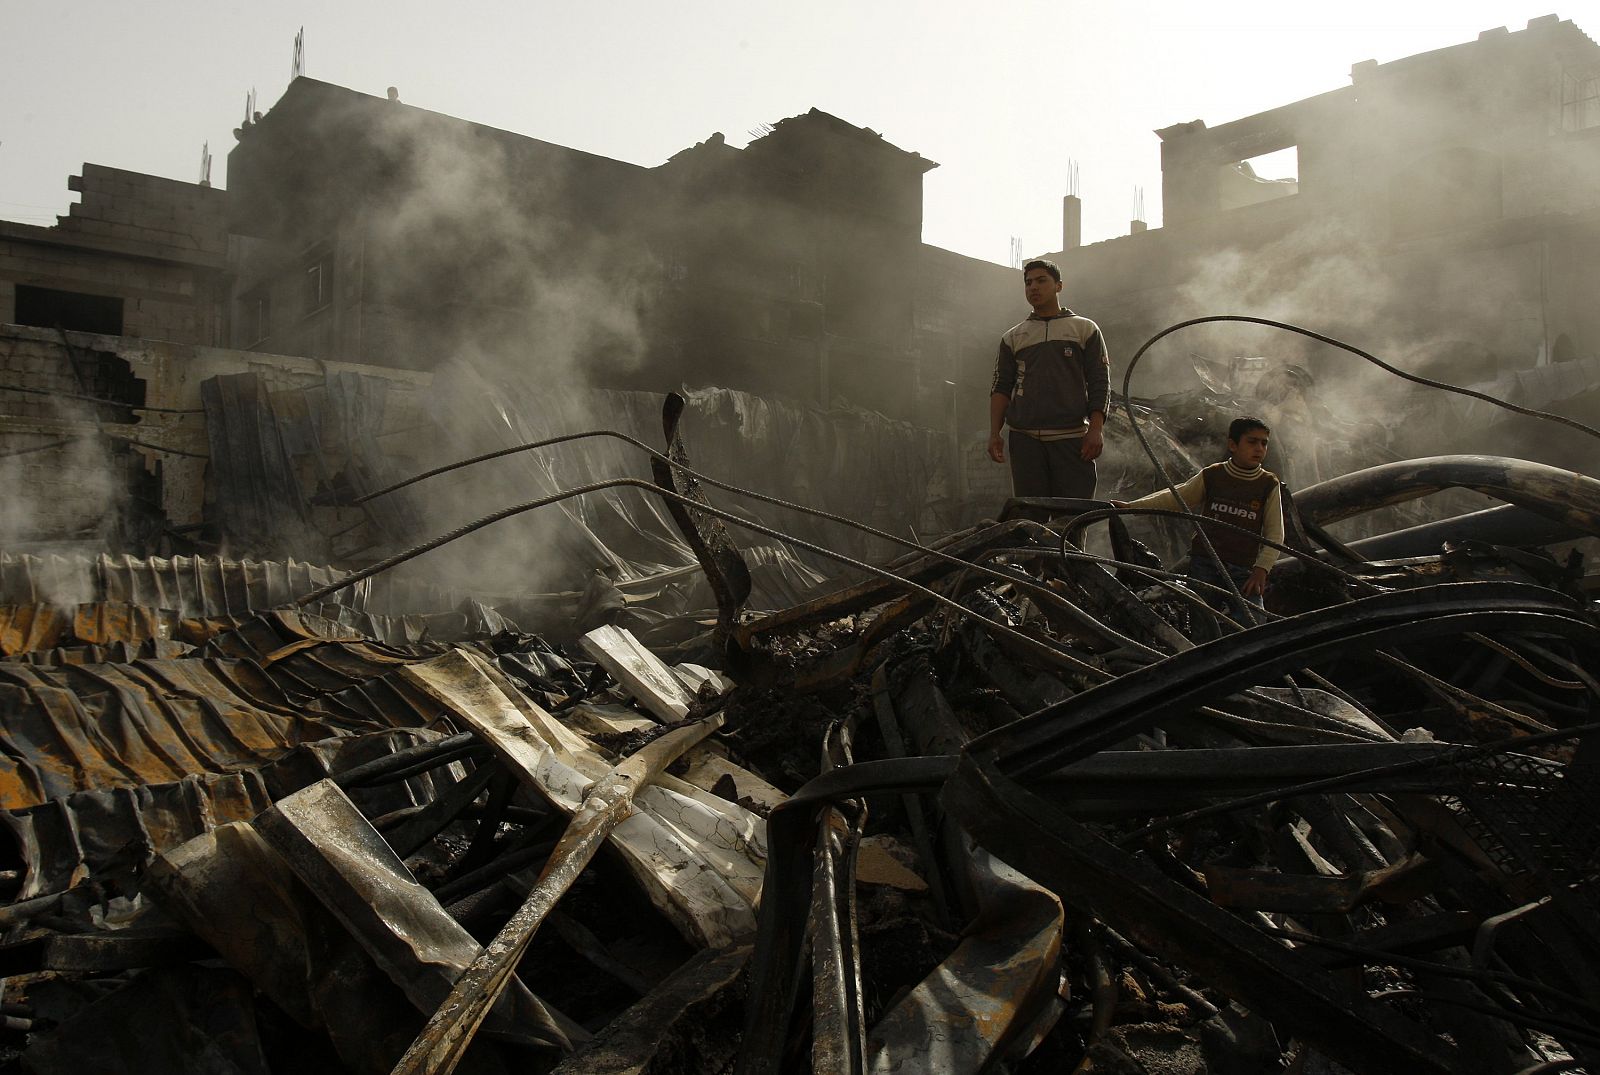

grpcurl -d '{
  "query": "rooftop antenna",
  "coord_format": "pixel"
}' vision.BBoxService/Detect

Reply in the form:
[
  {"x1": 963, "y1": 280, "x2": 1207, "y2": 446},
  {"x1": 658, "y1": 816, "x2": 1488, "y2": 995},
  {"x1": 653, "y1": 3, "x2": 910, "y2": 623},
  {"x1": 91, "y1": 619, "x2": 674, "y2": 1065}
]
[
  {"x1": 243, "y1": 87, "x2": 257, "y2": 125},
  {"x1": 1008, "y1": 236, "x2": 1024, "y2": 268},
  {"x1": 292, "y1": 27, "x2": 305, "y2": 79},
  {"x1": 1133, "y1": 186, "x2": 1146, "y2": 220},
  {"x1": 745, "y1": 122, "x2": 775, "y2": 141},
  {"x1": 1067, "y1": 158, "x2": 1080, "y2": 198},
  {"x1": 198, "y1": 142, "x2": 212, "y2": 187}
]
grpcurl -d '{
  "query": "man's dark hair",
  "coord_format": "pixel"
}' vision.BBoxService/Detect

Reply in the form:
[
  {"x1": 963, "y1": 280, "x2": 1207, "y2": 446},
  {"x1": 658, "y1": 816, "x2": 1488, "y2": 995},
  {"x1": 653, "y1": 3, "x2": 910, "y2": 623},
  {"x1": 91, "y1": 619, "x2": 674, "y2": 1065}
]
[
  {"x1": 1228, "y1": 416, "x2": 1270, "y2": 442},
  {"x1": 1022, "y1": 258, "x2": 1061, "y2": 283}
]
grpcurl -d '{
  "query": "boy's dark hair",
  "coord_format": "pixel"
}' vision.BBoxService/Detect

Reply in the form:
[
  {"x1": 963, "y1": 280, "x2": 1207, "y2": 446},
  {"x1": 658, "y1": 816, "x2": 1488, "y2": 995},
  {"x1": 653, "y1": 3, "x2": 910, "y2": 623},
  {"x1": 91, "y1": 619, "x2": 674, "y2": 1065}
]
[
  {"x1": 1228, "y1": 416, "x2": 1270, "y2": 442},
  {"x1": 1022, "y1": 258, "x2": 1061, "y2": 283}
]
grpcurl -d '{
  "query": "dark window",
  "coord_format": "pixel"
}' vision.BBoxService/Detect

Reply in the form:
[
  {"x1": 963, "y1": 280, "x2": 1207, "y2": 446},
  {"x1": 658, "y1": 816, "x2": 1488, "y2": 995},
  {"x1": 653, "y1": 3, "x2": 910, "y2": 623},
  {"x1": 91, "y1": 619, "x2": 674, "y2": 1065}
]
[{"x1": 14, "y1": 284, "x2": 124, "y2": 335}]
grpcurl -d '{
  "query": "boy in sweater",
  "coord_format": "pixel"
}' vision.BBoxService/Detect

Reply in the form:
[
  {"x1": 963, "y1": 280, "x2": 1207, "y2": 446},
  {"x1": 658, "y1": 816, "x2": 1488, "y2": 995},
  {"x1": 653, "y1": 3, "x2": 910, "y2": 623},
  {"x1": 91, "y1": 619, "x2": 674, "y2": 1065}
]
[{"x1": 1116, "y1": 417, "x2": 1282, "y2": 606}]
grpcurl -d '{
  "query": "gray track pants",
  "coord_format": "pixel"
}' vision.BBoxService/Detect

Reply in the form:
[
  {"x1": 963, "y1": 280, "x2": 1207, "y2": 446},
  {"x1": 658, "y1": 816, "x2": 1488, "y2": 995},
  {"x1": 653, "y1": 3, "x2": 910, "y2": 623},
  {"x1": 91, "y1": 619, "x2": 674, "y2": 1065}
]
[{"x1": 1008, "y1": 431, "x2": 1097, "y2": 499}]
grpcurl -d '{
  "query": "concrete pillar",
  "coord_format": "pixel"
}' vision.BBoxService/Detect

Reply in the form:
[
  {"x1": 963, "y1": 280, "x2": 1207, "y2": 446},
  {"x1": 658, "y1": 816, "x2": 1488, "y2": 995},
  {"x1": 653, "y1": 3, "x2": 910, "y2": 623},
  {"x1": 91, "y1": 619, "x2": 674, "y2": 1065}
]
[
  {"x1": 1062, "y1": 195, "x2": 1082, "y2": 249},
  {"x1": 1130, "y1": 220, "x2": 1149, "y2": 234}
]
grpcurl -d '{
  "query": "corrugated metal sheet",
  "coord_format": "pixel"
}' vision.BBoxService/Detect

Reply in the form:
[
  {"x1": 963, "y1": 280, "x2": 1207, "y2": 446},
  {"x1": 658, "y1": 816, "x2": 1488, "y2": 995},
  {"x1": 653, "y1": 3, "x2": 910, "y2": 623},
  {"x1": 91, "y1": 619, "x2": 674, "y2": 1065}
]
[
  {"x1": 0, "y1": 727, "x2": 458, "y2": 900},
  {"x1": 0, "y1": 552, "x2": 477, "y2": 621}
]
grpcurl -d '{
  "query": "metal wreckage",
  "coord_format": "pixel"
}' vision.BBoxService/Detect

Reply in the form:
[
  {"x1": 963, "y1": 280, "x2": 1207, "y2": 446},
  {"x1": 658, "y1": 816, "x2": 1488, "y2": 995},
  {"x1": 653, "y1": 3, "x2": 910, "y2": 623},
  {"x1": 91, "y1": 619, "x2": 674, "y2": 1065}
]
[{"x1": 0, "y1": 319, "x2": 1598, "y2": 1075}]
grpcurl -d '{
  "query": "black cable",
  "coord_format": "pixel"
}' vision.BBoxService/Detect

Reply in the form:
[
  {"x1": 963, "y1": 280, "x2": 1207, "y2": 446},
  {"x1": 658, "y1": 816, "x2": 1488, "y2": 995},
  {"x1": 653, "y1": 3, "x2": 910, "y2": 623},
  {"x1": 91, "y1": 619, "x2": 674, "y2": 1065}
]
[
  {"x1": 0, "y1": 381, "x2": 203, "y2": 414},
  {"x1": 1122, "y1": 316, "x2": 1600, "y2": 446},
  {"x1": 1114, "y1": 720, "x2": 1600, "y2": 847},
  {"x1": 344, "y1": 427, "x2": 1164, "y2": 661},
  {"x1": 1114, "y1": 315, "x2": 1600, "y2": 626},
  {"x1": 1358, "y1": 988, "x2": 1600, "y2": 1049},
  {"x1": 1261, "y1": 925, "x2": 1600, "y2": 1019},
  {"x1": 291, "y1": 477, "x2": 1111, "y2": 680},
  {"x1": 0, "y1": 436, "x2": 80, "y2": 459},
  {"x1": 1063, "y1": 506, "x2": 1378, "y2": 591},
  {"x1": 101, "y1": 432, "x2": 209, "y2": 459}
]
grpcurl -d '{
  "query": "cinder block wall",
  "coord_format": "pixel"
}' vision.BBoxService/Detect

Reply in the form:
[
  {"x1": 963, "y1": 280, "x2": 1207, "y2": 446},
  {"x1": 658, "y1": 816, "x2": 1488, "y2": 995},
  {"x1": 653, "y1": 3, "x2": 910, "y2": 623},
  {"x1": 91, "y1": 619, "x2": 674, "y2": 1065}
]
[
  {"x1": 60, "y1": 164, "x2": 227, "y2": 263},
  {"x1": 0, "y1": 164, "x2": 228, "y2": 348}
]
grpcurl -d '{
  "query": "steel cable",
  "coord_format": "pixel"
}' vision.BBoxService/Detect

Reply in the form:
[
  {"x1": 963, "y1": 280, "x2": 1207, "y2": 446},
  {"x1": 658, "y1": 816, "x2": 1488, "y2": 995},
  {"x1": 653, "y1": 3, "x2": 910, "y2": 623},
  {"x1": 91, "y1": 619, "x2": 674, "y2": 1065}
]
[{"x1": 293, "y1": 476, "x2": 1111, "y2": 680}]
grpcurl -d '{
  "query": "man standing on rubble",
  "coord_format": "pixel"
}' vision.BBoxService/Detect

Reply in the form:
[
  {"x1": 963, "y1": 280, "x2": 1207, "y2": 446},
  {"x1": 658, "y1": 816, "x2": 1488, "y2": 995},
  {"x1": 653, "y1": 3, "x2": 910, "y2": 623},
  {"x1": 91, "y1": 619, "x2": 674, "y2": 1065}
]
[{"x1": 987, "y1": 258, "x2": 1109, "y2": 500}]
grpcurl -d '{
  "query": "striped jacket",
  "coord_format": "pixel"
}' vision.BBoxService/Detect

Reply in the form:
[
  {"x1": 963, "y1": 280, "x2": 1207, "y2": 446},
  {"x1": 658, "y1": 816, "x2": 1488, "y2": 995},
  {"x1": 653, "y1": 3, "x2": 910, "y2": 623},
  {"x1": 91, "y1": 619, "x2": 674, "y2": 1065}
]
[{"x1": 992, "y1": 310, "x2": 1110, "y2": 435}]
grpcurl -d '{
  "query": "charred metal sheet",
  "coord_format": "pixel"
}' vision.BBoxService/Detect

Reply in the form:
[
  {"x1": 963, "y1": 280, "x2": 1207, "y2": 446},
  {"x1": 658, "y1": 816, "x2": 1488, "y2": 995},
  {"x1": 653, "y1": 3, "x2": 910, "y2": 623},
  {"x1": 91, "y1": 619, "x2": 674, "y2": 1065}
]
[
  {"x1": 0, "y1": 727, "x2": 455, "y2": 899},
  {"x1": 0, "y1": 660, "x2": 344, "y2": 808},
  {"x1": 0, "y1": 551, "x2": 479, "y2": 626},
  {"x1": 255, "y1": 779, "x2": 582, "y2": 1054},
  {"x1": 735, "y1": 758, "x2": 961, "y2": 1075},
  {"x1": 579, "y1": 624, "x2": 696, "y2": 723},
  {"x1": 865, "y1": 845, "x2": 1064, "y2": 1074},
  {"x1": 731, "y1": 518, "x2": 1039, "y2": 645},
  {"x1": 146, "y1": 821, "x2": 451, "y2": 1075},
  {"x1": 201, "y1": 372, "x2": 324, "y2": 556},
  {"x1": 1, "y1": 768, "x2": 273, "y2": 900},
  {"x1": 652, "y1": 391, "x2": 752, "y2": 634},
  {"x1": 547, "y1": 945, "x2": 750, "y2": 1075},
  {"x1": 390, "y1": 713, "x2": 724, "y2": 1075},
  {"x1": 8, "y1": 638, "x2": 195, "y2": 666},
  {"x1": 0, "y1": 602, "x2": 181, "y2": 658},
  {"x1": 399, "y1": 649, "x2": 764, "y2": 948},
  {"x1": 0, "y1": 606, "x2": 71, "y2": 658},
  {"x1": 943, "y1": 754, "x2": 1461, "y2": 1074},
  {"x1": 0, "y1": 642, "x2": 461, "y2": 810},
  {"x1": 863, "y1": 656, "x2": 1066, "y2": 1072}
]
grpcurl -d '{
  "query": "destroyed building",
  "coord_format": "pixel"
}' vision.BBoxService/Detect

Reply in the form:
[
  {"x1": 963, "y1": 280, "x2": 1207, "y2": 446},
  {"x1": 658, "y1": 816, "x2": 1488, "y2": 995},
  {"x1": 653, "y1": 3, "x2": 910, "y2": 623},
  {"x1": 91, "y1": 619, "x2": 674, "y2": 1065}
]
[
  {"x1": 1033, "y1": 14, "x2": 1600, "y2": 474},
  {"x1": 0, "y1": 15, "x2": 1599, "y2": 1075}
]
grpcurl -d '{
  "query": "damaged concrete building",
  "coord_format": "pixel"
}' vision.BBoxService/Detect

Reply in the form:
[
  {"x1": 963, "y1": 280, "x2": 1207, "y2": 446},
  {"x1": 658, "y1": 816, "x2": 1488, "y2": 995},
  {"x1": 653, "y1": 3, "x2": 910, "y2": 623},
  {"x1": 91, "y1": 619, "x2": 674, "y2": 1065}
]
[
  {"x1": 1034, "y1": 15, "x2": 1600, "y2": 472},
  {"x1": 1, "y1": 15, "x2": 1599, "y2": 1075}
]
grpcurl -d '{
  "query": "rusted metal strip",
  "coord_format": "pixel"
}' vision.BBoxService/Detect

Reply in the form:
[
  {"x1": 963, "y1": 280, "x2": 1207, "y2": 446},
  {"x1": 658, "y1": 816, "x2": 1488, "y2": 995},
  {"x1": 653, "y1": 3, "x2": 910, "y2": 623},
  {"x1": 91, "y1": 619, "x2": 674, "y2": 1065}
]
[{"x1": 390, "y1": 712, "x2": 725, "y2": 1075}]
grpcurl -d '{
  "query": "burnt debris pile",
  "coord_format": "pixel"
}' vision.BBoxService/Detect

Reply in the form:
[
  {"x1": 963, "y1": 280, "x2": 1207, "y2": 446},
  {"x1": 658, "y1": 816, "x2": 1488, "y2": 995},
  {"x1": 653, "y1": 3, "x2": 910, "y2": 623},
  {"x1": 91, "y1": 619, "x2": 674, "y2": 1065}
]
[{"x1": 0, "y1": 388, "x2": 1597, "y2": 1074}]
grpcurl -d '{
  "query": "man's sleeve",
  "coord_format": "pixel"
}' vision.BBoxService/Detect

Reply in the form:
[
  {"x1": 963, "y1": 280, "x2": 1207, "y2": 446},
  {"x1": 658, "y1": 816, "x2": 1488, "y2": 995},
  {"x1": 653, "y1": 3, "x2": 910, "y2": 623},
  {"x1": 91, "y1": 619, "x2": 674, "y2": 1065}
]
[
  {"x1": 992, "y1": 337, "x2": 1017, "y2": 397},
  {"x1": 1255, "y1": 483, "x2": 1285, "y2": 571},
  {"x1": 1123, "y1": 471, "x2": 1206, "y2": 513},
  {"x1": 1082, "y1": 324, "x2": 1110, "y2": 416}
]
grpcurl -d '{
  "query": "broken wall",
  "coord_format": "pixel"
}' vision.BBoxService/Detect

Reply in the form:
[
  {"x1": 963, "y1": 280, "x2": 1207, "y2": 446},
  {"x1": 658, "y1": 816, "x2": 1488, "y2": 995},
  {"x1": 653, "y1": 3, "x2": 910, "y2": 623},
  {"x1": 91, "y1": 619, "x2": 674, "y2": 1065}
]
[{"x1": 0, "y1": 164, "x2": 228, "y2": 346}]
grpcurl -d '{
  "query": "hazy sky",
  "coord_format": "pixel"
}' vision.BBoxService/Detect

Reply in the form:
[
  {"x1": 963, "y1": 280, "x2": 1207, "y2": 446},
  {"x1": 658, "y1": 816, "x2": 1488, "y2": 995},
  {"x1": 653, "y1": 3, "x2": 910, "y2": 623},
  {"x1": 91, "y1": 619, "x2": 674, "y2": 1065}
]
[{"x1": 0, "y1": 1, "x2": 1582, "y2": 264}]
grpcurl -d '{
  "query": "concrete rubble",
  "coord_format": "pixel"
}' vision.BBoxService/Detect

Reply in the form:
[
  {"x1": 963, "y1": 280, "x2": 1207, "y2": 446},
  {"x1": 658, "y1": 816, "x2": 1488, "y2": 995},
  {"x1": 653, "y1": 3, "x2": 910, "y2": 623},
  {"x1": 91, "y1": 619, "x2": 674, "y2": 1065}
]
[{"x1": 0, "y1": 389, "x2": 1596, "y2": 1075}]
